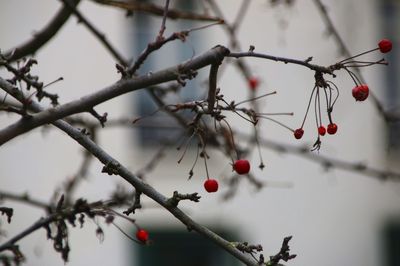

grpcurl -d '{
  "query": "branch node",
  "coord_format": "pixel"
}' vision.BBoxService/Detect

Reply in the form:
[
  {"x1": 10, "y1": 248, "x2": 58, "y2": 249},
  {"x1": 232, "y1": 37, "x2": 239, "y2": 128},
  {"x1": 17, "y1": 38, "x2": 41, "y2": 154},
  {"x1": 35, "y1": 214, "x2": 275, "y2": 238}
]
[
  {"x1": 101, "y1": 160, "x2": 120, "y2": 175},
  {"x1": 89, "y1": 109, "x2": 108, "y2": 127},
  {"x1": 268, "y1": 235, "x2": 296, "y2": 265},
  {"x1": 234, "y1": 241, "x2": 263, "y2": 254},
  {"x1": 0, "y1": 207, "x2": 14, "y2": 223},
  {"x1": 123, "y1": 191, "x2": 142, "y2": 216},
  {"x1": 167, "y1": 191, "x2": 201, "y2": 207},
  {"x1": 115, "y1": 63, "x2": 130, "y2": 79}
]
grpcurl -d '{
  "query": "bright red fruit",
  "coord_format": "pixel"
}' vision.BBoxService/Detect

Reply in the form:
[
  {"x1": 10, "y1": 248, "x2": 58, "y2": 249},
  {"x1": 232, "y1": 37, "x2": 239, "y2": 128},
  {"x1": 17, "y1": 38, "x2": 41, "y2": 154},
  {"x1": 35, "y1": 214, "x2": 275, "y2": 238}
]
[
  {"x1": 204, "y1": 179, "x2": 218, "y2": 193},
  {"x1": 378, "y1": 39, "x2": 392, "y2": 53},
  {"x1": 318, "y1": 126, "x2": 326, "y2": 136},
  {"x1": 294, "y1": 128, "x2": 304, "y2": 139},
  {"x1": 233, "y1": 159, "x2": 250, "y2": 175},
  {"x1": 248, "y1": 77, "x2": 259, "y2": 90},
  {"x1": 327, "y1": 123, "x2": 338, "y2": 135},
  {"x1": 136, "y1": 229, "x2": 149, "y2": 243},
  {"x1": 352, "y1": 84, "x2": 369, "y2": 101}
]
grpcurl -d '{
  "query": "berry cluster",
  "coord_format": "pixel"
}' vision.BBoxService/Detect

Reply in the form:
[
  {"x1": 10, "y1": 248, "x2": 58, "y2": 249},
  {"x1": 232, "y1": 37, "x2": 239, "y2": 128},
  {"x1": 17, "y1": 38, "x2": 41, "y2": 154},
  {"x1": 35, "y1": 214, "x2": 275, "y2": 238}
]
[
  {"x1": 188, "y1": 39, "x2": 393, "y2": 194},
  {"x1": 293, "y1": 39, "x2": 392, "y2": 149},
  {"x1": 202, "y1": 39, "x2": 393, "y2": 194},
  {"x1": 203, "y1": 159, "x2": 251, "y2": 193},
  {"x1": 346, "y1": 38, "x2": 392, "y2": 103}
]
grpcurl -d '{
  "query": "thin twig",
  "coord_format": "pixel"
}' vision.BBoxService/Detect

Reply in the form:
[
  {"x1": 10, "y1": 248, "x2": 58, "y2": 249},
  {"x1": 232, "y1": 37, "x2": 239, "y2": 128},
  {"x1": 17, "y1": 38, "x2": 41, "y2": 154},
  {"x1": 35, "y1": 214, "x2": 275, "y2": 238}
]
[
  {"x1": 228, "y1": 52, "x2": 334, "y2": 75},
  {"x1": 3, "y1": 0, "x2": 81, "y2": 62},
  {"x1": 236, "y1": 131, "x2": 400, "y2": 181},
  {"x1": 0, "y1": 191, "x2": 50, "y2": 210},
  {"x1": 59, "y1": 0, "x2": 127, "y2": 65},
  {"x1": 0, "y1": 46, "x2": 231, "y2": 145},
  {"x1": 91, "y1": 0, "x2": 221, "y2": 22},
  {"x1": 59, "y1": 114, "x2": 400, "y2": 182},
  {"x1": 157, "y1": 0, "x2": 171, "y2": 40},
  {"x1": 312, "y1": 0, "x2": 388, "y2": 120},
  {"x1": 5, "y1": 96, "x2": 258, "y2": 266}
]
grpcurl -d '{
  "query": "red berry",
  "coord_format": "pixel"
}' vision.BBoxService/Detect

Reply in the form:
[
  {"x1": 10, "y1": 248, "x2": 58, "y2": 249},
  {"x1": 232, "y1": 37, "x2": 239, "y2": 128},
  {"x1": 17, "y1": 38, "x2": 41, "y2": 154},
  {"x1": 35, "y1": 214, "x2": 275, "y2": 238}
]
[
  {"x1": 233, "y1": 159, "x2": 250, "y2": 175},
  {"x1": 204, "y1": 179, "x2": 218, "y2": 193},
  {"x1": 294, "y1": 128, "x2": 304, "y2": 139},
  {"x1": 352, "y1": 84, "x2": 369, "y2": 101},
  {"x1": 136, "y1": 229, "x2": 149, "y2": 243},
  {"x1": 318, "y1": 126, "x2": 326, "y2": 136},
  {"x1": 378, "y1": 39, "x2": 392, "y2": 53},
  {"x1": 327, "y1": 123, "x2": 338, "y2": 135},
  {"x1": 248, "y1": 77, "x2": 259, "y2": 90}
]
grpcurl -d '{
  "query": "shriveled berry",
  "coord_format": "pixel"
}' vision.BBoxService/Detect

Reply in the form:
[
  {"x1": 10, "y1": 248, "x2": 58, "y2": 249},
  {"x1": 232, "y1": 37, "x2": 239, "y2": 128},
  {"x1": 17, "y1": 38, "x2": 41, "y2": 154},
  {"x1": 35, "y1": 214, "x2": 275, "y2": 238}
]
[
  {"x1": 378, "y1": 39, "x2": 392, "y2": 53},
  {"x1": 204, "y1": 179, "x2": 218, "y2": 193},
  {"x1": 327, "y1": 123, "x2": 338, "y2": 135},
  {"x1": 352, "y1": 84, "x2": 369, "y2": 101},
  {"x1": 318, "y1": 126, "x2": 326, "y2": 136},
  {"x1": 136, "y1": 229, "x2": 149, "y2": 243},
  {"x1": 248, "y1": 77, "x2": 259, "y2": 90},
  {"x1": 233, "y1": 159, "x2": 250, "y2": 175},
  {"x1": 294, "y1": 128, "x2": 304, "y2": 139}
]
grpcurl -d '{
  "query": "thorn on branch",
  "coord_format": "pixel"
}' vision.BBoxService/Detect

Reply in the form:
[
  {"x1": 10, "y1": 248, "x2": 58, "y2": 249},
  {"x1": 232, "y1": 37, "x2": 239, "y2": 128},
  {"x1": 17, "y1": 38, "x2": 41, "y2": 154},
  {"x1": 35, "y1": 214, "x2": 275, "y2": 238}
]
[
  {"x1": 79, "y1": 128, "x2": 91, "y2": 136},
  {"x1": 305, "y1": 56, "x2": 313, "y2": 63},
  {"x1": 101, "y1": 161, "x2": 121, "y2": 175},
  {"x1": 115, "y1": 63, "x2": 129, "y2": 79},
  {"x1": 10, "y1": 245, "x2": 24, "y2": 263},
  {"x1": 55, "y1": 194, "x2": 65, "y2": 212},
  {"x1": 268, "y1": 236, "x2": 296, "y2": 265},
  {"x1": 176, "y1": 67, "x2": 198, "y2": 86},
  {"x1": 167, "y1": 191, "x2": 201, "y2": 207},
  {"x1": 123, "y1": 191, "x2": 142, "y2": 216},
  {"x1": 89, "y1": 109, "x2": 107, "y2": 127},
  {"x1": 234, "y1": 241, "x2": 263, "y2": 254},
  {"x1": 36, "y1": 89, "x2": 59, "y2": 106},
  {"x1": 0, "y1": 207, "x2": 13, "y2": 223}
]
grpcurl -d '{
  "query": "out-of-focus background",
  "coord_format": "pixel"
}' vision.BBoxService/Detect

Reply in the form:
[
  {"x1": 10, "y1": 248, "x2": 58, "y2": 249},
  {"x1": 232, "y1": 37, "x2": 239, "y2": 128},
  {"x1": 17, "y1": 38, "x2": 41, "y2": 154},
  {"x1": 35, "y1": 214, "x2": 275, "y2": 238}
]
[{"x1": 1, "y1": 0, "x2": 400, "y2": 265}]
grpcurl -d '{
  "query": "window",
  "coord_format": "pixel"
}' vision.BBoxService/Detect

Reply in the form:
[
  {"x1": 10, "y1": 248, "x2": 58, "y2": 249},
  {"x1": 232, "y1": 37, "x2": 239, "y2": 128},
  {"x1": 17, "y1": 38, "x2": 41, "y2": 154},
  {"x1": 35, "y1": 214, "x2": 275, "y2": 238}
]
[
  {"x1": 380, "y1": 0, "x2": 400, "y2": 151},
  {"x1": 130, "y1": 0, "x2": 206, "y2": 146},
  {"x1": 133, "y1": 228, "x2": 241, "y2": 266},
  {"x1": 382, "y1": 220, "x2": 400, "y2": 266}
]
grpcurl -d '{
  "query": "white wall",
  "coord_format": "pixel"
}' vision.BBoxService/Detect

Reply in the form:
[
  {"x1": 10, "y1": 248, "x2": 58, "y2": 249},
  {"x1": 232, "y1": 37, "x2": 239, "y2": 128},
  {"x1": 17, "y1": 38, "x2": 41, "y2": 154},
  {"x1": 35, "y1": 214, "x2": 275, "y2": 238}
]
[{"x1": 1, "y1": 0, "x2": 399, "y2": 266}]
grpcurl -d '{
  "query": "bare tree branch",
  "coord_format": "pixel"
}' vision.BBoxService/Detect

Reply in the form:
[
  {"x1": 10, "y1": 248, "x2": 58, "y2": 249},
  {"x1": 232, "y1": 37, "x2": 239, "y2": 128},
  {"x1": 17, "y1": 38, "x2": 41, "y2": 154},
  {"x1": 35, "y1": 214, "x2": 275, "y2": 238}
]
[
  {"x1": 59, "y1": 0, "x2": 127, "y2": 66},
  {"x1": 0, "y1": 83, "x2": 260, "y2": 265},
  {"x1": 0, "y1": 46, "x2": 230, "y2": 145},
  {"x1": 312, "y1": 0, "x2": 391, "y2": 121},
  {"x1": 91, "y1": 0, "x2": 222, "y2": 22},
  {"x1": 3, "y1": 0, "x2": 81, "y2": 62},
  {"x1": 0, "y1": 191, "x2": 50, "y2": 210}
]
